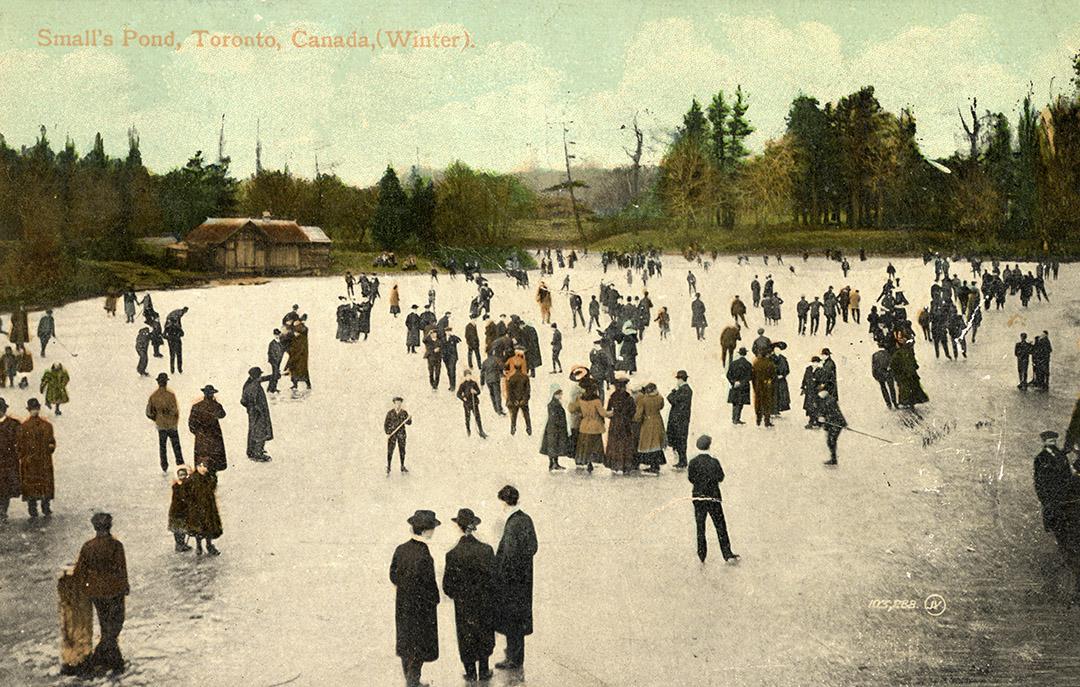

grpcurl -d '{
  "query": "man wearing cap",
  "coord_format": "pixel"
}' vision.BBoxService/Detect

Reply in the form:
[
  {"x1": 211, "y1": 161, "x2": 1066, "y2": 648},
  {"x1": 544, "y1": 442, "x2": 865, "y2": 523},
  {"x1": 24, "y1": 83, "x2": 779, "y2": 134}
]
[
  {"x1": 37, "y1": 308, "x2": 55, "y2": 358},
  {"x1": 480, "y1": 352, "x2": 506, "y2": 416},
  {"x1": 0, "y1": 398, "x2": 20, "y2": 518},
  {"x1": 135, "y1": 326, "x2": 150, "y2": 377},
  {"x1": 146, "y1": 373, "x2": 182, "y2": 472},
  {"x1": 691, "y1": 293, "x2": 707, "y2": 341},
  {"x1": 465, "y1": 317, "x2": 482, "y2": 369},
  {"x1": 405, "y1": 305, "x2": 422, "y2": 354},
  {"x1": 871, "y1": 342, "x2": 897, "y2": 409},
  {"x1": 819, "y1": 348, "x2": 838, "y2": 400},
  {"x1": 241, "y1": 368, "x2": 273, "y2": 462},
  {"x1": 390, "y1": 510, "x2": 440, "y2": 687},
  {"x1": 456, "y1": 370, "x2": 487, "y2": 439},
  {"x1": 569, "y1": 292, "x2": 585, "y2": 329},
  {"x1": 750, "y1": 328, "x2": 772, "y2": 359},
  {"x1": 726, "y1": 348, "x2": 752, "y2": 425},
  {"x1": 731, "y1": 295, "x2": 748, "y2": 327},
  {"x1": 493, "y1": 485, "x2": 537, "y2": 672},
  {"x1": 385, "y1": 397, "x2": 411, "y2": 473},
  {"x1": 443, "y1": 326, "x2": 461, "y2": 391},
  {"x1": 443, "y1": 508, "x2": 496, "y2": 682},
  {"x1": 188, "y1": 385, "x2": 227, "y2": 473},
  {"x1": 688, "y1": 435, "x2": 739, "y2": 563},
  {"x1": 817, "y1": 387, "x2": 847, "y2": 465},
  {"x1": 719, "y1": 323, "x2": 741, "y2": 367},
  {"x1": 550, "y1": 323, "x2": 563, "y2": 374},
  {"x1": 1033, "y1": 430, "x2": 1080, "y2": 601},
  {"x1": 667, "y1": 371, "x2": 693, "y2": 468},
  {"x1": 267, "y1": 329, "x2": 286, "y2": 393},
  {"x1": 72, "y1": 513, "x2": 129, "y2": 673},
  {"x1": 505, "y1": 360, "x2": 532, "y2": 436},
  {"x1": 163, "y1": 306, "x2": 187, "y2": 375},
  {"x1": 587, "y1": 295, "x2": 601, "y2": 331}
]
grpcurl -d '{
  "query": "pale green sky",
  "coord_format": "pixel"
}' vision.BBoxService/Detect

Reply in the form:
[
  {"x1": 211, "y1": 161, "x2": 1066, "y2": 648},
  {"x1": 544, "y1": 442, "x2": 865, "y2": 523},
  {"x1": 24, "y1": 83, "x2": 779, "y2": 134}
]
[{"x1": 1, "y1": 1, "x2": 1077, "y2": 184}]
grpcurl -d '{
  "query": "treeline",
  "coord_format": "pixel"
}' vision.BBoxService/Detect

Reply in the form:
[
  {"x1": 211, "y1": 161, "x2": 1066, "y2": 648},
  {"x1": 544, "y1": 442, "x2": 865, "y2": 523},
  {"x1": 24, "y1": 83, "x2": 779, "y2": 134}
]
[
  {"x1": 654, "y1": 53, "x2": 1080, "y2": 249},
  {"x1": 0, "y1": 124, "x2": 538, "y2": 299}
]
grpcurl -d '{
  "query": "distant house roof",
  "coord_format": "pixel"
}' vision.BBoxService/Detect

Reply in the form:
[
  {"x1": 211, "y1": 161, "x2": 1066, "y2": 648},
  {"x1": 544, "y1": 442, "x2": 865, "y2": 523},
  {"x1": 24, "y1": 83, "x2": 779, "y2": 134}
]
[
  {"x1": 299, "y1": 225, "x2": 332, "y2": 244},
  {"x1": 184, "y1": 218, "x2": 328, "y2": 246},
  {"x1": 137, "y1": 235, "x2": 180, "y2": 248}
]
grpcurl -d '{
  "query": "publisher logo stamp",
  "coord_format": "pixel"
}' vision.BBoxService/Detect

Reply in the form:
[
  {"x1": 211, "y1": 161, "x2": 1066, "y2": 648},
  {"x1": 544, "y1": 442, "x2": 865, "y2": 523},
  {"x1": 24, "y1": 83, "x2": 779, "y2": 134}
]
[{"x1": 923, "y1": 594, "x2": 946, "y2": 617}]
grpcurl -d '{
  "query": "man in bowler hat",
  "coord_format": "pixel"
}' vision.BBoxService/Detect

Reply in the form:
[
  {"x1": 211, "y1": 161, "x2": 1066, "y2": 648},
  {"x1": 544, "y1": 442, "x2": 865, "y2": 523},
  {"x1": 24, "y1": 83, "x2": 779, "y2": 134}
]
[
  {"x1": 443, "y1": 508, "x2": 496, "y2": 682},
  {"x1": 390, "y1": 510, "x2": 441, "y2": 687}
]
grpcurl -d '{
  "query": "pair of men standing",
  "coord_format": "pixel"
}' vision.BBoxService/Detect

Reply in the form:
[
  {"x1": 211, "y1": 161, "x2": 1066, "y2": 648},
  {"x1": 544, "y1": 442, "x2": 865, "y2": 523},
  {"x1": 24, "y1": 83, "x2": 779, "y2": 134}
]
[{"x1": 390, "y1": 485, "x2": 537, "y2": 686}]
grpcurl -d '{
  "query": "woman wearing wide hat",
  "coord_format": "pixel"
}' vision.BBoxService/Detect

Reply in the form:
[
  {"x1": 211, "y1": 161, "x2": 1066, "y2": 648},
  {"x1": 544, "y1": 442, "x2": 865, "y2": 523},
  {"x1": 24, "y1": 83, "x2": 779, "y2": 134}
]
[{"x1": 390, "y1": 510, "x2": 441, "y2": 687}]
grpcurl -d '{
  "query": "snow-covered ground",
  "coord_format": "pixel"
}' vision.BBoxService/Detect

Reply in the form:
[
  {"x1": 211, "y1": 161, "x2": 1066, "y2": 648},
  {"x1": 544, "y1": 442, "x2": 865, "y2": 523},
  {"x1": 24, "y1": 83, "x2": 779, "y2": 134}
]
[{"x1": 1, "y1": 254, "x2": 1078, "y2": 687}]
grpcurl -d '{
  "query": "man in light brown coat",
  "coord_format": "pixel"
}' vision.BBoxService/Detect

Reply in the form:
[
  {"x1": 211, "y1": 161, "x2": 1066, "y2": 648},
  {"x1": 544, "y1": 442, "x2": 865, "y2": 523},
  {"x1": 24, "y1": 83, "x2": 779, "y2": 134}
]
[
  {"x1": 146, "y1": 372, "x2": 182, "y2": 472},
  {"x1": 720, "y1": 324, "x2": 741, "y2": 367}
]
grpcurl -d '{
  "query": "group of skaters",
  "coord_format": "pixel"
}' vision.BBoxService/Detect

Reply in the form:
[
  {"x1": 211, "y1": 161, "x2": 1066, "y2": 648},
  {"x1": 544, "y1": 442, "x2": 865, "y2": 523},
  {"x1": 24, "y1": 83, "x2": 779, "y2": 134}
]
[{"x1": 5, "y1": 245, "x2": 1078, "y2": 682}]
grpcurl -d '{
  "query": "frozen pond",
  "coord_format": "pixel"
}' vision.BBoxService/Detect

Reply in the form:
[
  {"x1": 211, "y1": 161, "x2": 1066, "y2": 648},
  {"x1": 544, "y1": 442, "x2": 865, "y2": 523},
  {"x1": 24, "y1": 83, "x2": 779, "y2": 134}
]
[{"x1": 1, "y1": 253, "x2": 1078, "y2": 686}]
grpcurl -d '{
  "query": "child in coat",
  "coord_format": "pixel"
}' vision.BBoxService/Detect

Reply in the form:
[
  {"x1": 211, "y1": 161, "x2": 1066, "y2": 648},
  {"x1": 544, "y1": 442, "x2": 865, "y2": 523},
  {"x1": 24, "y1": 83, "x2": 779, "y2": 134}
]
[
  {"x1": 186, "y1": 457, "x2": 223, "y2": 556},
  {"x1": 169, "y1": 465, "x2": 192, "y2": 552}
]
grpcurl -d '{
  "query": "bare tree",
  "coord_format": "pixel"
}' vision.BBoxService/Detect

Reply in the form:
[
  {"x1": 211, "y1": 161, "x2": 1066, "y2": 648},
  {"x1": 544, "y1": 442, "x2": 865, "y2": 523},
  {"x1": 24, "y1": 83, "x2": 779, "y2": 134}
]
[
  {"x1": 621, "y1": 112, "x2": 644, "y2": 199},
  {"x1": 958, "y1": 97, "x2": 981, "y2": 161},
  {"x1": 562, "y1": 123, "x2": 585, "y2": 241}
]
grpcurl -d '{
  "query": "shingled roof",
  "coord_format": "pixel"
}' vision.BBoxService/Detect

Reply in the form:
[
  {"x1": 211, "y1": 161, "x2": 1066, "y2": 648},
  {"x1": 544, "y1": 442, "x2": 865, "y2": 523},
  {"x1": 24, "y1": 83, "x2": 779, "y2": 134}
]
[{"x1": 185, "y1": 218, "x2": 316, "y2": 245}]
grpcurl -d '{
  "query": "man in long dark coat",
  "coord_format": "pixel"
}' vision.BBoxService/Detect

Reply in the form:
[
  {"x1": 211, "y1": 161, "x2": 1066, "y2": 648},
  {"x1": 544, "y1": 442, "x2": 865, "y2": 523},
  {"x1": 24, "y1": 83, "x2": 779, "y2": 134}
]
[
  {"x1": 355, "y1": 300, "x2": 372, "y2": 341},
  {"x1": 443, "y1": 508, "x2": 496, "y2": 682},
  {"x1": 691, "y1": 294, "x2": 707, "y2": 340},
  {"x1": 240, "y1": 367, "x2": 273, "y2": 462},
  {"x1": 726, "y1": 348, "x2": 752, "y2": 425},
  {"x1": 1033, "y1": 430, "x2": 1080, "y2": 601},
  {"x1": 0, "y1": 398, "x2": 21, "y2": 518},
  {"x1": 493, "y1": 485, "x2": 537, "y2": 672},
  {"x1": 188, "y1": 385, "x2": 227, "y2": 473},
  {"x1": 390, "y1": 510, "x2": 441, "y2": 687},
  {"x1": 520, "y1": 322, "x2": 542, "y2": 377},
  {"x1": 800, "y1": 357, "x2": 820, "y2": 428},
  {"x1": 18, "y1": 398, "x2": 55, "y2": 517},
  {"x1": 405, "y1": 306, "x2": 422, "y2": 354},
  {"x1": 751, "y1": 353, "x2": 776, "y2": 427},
  {"x1": 666, "y1": 371, "x2": 692, "y2": 468},
  {"x1": 772, "y1": 351, "x2": 791, "y2": 415},
  {"x1": 819, "y1": 348, "x2": 838, "y2": 400}
]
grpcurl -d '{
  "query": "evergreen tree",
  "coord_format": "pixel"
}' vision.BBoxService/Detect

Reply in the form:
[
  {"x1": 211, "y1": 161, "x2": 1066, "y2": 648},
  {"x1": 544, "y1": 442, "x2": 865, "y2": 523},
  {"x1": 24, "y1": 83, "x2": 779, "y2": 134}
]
[
  {"x1": 407, "y1": 168, "x2": 437, "y2": 246},
  {"x1": 724, "y1": 85, "x2": 754, "y2": 166},
  {"x1": 678, "y1": 98, "x2": 709, "y2": 143},
  {"x1": 372, "y1": 166, "x2": 409, "y2": 249},
  {"x1": 706, "y1": 92, "x2": 730, "y2": 167}
]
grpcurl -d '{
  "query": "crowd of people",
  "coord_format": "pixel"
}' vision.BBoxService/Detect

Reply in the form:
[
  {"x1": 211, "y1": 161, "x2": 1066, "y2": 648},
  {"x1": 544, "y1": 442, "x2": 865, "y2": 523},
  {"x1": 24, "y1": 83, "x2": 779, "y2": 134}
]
[{"x1": 2, "y1": 242, "x2": 1077, "y2": 683}]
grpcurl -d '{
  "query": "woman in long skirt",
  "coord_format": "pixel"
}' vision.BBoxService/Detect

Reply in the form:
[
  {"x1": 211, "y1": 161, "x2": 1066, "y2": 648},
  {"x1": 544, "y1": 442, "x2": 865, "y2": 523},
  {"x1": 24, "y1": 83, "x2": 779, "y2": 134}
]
[
  {"x1": 603, "y1": 376, "x2": 637, "y2": 473},
  {"x1": 568, "y1": 387, "x2": 608, "y2": 473}
]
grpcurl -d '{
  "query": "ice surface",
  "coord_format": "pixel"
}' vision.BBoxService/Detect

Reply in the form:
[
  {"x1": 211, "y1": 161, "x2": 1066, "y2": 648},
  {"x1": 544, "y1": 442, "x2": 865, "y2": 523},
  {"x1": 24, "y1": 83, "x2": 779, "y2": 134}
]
[{"x1": 1, "y1": 255, "x2": 1078, "y2": 686}]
